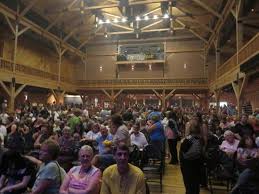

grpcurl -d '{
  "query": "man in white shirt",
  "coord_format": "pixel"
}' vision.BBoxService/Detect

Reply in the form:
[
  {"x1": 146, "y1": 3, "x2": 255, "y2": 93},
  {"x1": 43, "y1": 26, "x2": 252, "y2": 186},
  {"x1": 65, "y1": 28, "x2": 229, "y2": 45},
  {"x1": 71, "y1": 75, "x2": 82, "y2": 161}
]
[
  {"x1": 130, "y1": 122, "x2": 148, "y2": 150},
  {"x1": 83, "y1": 122, "x2": 101, "y2": 141}
]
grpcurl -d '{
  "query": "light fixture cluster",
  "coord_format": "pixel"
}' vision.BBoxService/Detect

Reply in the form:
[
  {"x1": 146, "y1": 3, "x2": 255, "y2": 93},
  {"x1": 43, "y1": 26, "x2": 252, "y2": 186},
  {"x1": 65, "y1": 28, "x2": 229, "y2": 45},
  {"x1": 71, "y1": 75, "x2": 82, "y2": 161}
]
[
  {"x1": 96, "y1": 13, "x2": 171, "y2": 25},
  {"x1": 99, "y1": 65, "x2": 103, "y2": 72}
]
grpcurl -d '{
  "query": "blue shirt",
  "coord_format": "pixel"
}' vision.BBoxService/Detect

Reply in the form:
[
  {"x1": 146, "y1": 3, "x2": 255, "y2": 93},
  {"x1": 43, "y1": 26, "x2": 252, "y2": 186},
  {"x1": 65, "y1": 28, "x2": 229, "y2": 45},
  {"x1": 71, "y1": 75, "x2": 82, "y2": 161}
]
[
  {"x1": 96, "y1": 134, "x2": 113, "y2": 154},
  {"x1": 150, "y1": 121, "x2": 165, "y2": 142}
]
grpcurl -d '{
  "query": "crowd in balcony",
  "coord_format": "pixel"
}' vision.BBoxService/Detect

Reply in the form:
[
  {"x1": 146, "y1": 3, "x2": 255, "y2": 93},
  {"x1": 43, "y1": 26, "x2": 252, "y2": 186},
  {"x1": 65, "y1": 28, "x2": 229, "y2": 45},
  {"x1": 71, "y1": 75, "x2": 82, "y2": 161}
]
[{"x1": 0, "y1": 102, "x2": 258, "y2": 194}]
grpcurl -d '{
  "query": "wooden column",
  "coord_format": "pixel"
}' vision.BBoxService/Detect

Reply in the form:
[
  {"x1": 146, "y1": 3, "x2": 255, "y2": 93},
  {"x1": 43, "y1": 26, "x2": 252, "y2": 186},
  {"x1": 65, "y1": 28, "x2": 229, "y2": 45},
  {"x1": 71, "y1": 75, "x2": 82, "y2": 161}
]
[
  {"x1": 102, "y1": 89, "x2": 123, "y2": 105},
  {"x1": 0, "y1": 80, "x2": 26, "y2": 113},
  {"x1": 232, "y1": 74, "x2": 247, "y2": 117},
  {"x1": 51, "y1": 89, "x2": 66, "y2": 105},
  {"x1": 152, "y1": 89, "x2": 176, "y2": 110},
  {"x1": 53, "y1": 43, "x2": 66, "y2": 84},
  {"x1": 214, "y1": 36, "x2": 220, "y2": 80},
  {"x1": 214, "y1": 89, "x2": 222, "y2": 114}
]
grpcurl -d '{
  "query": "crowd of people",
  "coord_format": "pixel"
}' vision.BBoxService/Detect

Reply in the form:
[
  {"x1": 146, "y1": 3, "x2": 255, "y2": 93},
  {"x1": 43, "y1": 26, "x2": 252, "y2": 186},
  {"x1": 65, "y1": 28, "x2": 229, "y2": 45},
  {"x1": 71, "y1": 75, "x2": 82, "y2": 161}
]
[{"x1": 0, "y1": 102, "x2": 258, "y2": 194}]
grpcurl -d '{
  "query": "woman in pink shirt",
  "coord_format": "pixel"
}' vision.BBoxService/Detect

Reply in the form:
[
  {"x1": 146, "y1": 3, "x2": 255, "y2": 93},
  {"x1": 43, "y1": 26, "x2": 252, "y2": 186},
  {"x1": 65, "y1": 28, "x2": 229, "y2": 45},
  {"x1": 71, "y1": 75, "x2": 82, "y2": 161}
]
[
  {"x1": 60, "y1": 145, "x2": 101, "y2": 194},
  {"x1": 220, "y1": 130, "x2": 240, "y2": 157}
]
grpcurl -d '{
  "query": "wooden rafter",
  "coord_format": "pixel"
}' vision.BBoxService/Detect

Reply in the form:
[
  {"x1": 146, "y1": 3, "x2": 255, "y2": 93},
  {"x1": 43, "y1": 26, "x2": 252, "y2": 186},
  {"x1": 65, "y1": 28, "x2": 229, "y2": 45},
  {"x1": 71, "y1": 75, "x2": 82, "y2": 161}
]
[
  {"x1": 192, "y1": 0, "x2": 222, "y2": 20},
  {"x1": 0, "y1": 2, "x2": 85, "y2": 57},
  {"x1": 19, "y1": 0, "x2": 40, "y2": 17},
  {"x1": 175, "y1": 19, "x2": 208, "y2": 43}
]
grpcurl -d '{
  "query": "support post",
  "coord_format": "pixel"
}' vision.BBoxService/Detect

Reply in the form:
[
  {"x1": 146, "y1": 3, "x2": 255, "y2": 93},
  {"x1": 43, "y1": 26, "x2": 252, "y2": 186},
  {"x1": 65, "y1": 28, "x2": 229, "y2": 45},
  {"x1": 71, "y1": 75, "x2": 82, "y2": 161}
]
[
  {"x1": 0, "y1": 81, "x2": 26, "y2": 113},
  {"x1": 214, "y1": 89, "x2": 222, "y2": 114},
  {"x1": 232, "y1": 74, "x2": 247, "y2": 117},
  {"x1": 214, "y1": 36, "x2": 220, "y2": 80}
]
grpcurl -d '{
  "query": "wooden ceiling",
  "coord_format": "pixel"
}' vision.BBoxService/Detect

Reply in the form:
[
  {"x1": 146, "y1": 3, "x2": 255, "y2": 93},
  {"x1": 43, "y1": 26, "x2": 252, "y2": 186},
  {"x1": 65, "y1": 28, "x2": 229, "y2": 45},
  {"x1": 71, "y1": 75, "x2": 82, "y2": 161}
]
[{"x1": 0, "y1": 0, "x2": 258, "y2": 58}]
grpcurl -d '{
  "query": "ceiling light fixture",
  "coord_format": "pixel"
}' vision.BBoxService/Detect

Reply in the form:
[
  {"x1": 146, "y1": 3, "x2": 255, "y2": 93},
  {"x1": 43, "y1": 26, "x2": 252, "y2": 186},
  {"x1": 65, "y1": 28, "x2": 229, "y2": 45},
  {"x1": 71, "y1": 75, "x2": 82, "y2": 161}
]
[
  {"x1": 104, "y1": 32, "x2": 108, "y2": 38},
  {"x1": 251, "y1": 8, "x2": 255, "y2": 12},
  {"x1": 163, "y1": 13, "x2": 169, "y2": 19},
  {"x1": 106, "y1": 19, "x2": 110, "y2": 23},
  {"x1": 99, "y1": 20, "x2": 103, "y2": 24},
  {"x1": 136, "y1": 16, "x2": 141, "y2": 21},
  {"x1": 113, "y1": 18, "x2": 119, "y2": 23},
  {"x1": 144, "y1": 15, "x2": 149, "y2": 21},
  {"x1": 121, "y1": 17, "x2": 127, "y2": 23},
  {"x1": 153, "y1": 15, "x2": 158, "y2": 19}
]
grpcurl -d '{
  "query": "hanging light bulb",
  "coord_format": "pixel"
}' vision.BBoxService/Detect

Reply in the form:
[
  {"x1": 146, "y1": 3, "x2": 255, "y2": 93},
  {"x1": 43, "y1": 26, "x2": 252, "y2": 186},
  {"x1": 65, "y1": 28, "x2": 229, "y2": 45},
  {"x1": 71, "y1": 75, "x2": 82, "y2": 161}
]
[
  {"x1": 153, "y1": 15, "x2": 158, "y2": 19},
  {"x1": 136, "y1": 16, "x2": 141, "y2": 21},
  {"x1": 113, "y1": 18, "x2": 119, "y2": 23},
  {"x1": 104, "y1": 32, "x2": 108, "y2": 38},
  {"x1": 106, "y1": 19, "x2": 110, "y2": 23},
  {"x1": 163, "y1": 13, "x2": 169, "y2": 19},
  {"x1": 121, "y1": 17, "x2": 127, "y2": 23},
  {"x1": 144, "y1": 15, "x2": 149, "y2": 21},
  {"x1": 98, "y1": 19, "x2": 103, "y2": 24}
]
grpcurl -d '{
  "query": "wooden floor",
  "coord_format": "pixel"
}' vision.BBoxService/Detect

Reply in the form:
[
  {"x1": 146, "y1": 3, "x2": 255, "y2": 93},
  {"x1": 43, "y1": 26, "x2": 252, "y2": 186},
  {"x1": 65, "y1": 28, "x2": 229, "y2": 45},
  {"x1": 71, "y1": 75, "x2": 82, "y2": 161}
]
[{"x1": 148, "y1": 163, "x2": 229, "y2": 194}]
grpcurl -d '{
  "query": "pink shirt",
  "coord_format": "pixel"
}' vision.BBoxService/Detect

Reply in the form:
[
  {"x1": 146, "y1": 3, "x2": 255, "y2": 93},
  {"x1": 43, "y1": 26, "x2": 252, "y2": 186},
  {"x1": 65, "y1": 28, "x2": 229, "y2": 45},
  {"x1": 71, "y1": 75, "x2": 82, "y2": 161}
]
[
  {"x1": 220, "y1": 139, "x2": 240, "y2": 153},
  {"x1": 67, "y1": 165, "x2": 101, "y2": 193}
]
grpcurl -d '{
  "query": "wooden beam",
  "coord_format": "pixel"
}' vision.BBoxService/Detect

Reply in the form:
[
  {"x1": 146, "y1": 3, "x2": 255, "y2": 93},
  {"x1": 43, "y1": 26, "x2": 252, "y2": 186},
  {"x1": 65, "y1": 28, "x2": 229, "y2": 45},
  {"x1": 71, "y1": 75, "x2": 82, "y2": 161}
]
[
  {"x1": 192, "y1": 0, "x2": 222, "y2": 19},
  {"x1": 175, "y1": 19, "x2": 208, "y2": 43},
  {"x1": 141, "y1": 19, "x2": 163, "y2": 30},
  {"x1": 165, "y1": 89, "x2": 176, "y2": 100},
  {"x1": 19, "y1": 0, "x2": 40, "y2": 17},
  {"x1": 15, "y1": 84, "x2": 26, "y2": 97},
  {"x1": 110, "y1": 23, "x2": 134, "y2": 31},
  {"x1": 4, "y1": 15, "x2": 15, "y2": 34},
  {"x1": 0, "y1": 81, "x2": 10, "y2": 96},
  {"x1": 166, "y1": 49, "x2": 204, "y2": 53},
  {"x1": 152, "y1": 89, "x2": 162, "y2": 100},
  {"x1": 17, "y1": 26, "x2": 30, "y2": 36},
  {"x1": 0, "y1": 3, "x2": 85, "y2": 57},
  {"x1": 143, "y1": 7, "x2": 160, "y2": 16},
  {"x1": 78, "y1": 25, "x2": 102, "y2": 49},
  {"x1": 102, "y1": 89, "x2": 112, "y2": 99},
  {"x1": 114, "y1": 89, "x2": 123, "y2": 99},
  {"x1": 205, "y1": 0, "x2": 235, "y2": 55}
]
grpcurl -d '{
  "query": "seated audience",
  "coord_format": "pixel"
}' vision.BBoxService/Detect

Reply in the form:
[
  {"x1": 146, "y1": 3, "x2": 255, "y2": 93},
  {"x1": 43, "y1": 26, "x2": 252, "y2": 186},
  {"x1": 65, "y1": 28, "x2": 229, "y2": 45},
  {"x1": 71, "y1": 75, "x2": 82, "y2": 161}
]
[{"x1": 59, "y1": 145, "x2": 101, "y2": 194}]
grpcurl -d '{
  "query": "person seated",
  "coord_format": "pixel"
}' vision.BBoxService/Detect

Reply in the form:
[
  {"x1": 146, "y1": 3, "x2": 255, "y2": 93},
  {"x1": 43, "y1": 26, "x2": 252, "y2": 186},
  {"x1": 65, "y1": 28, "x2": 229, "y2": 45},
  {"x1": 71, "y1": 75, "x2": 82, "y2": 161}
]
[
  {"x1": 100, "y1": 143, "x2": 146, "y2": 194},
  {"x1": 92, "y1": 140, "x2": 116, "y2": 172},
  {"x1": 130, "y1": 122, "x2": 148, "y2": 150},
  {"x1": 58, "y1": 126, "x2": 75, "y2": 171},
  {"x1": 236, "y1": 135, "x2": 259, "y2": 171},
  {"x1": 34, "y1": 123, "x2": 58, "y2": 150},
  {"x1": 59, "y1": 145, "x2": 101, "y2": 194},
  {"x1": 0, "y1": 150, "x2": 35, "y2": 194},
  {"x1": 82, "y1": 123, "x2": 101, "y2": 142},
  {"x1": 96, "y1": 125, "x2": 113, "y2": 154},
  {"x1": 28, "y1": 140, "x2": 66, "y2": 194},
  {"x1": 220, "y1": 130, "x2": 240, "y2": 157}
]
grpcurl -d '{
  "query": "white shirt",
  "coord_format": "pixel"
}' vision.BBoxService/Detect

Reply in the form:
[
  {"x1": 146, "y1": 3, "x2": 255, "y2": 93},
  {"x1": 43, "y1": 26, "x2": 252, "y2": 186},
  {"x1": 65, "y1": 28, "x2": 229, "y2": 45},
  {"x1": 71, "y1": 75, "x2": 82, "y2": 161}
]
[
  {"x1": 0, "y1": 125, "x2": 7, "y2": 137},
  {"x1": 0, "y1": 113, "x2": 9, "y2": 125},
  {"x1": 130, "y1": 132, "x2": 148, "y2": 150},
  {"x1": 83, "y1": 130, "x2": 101, "y2": 141}
]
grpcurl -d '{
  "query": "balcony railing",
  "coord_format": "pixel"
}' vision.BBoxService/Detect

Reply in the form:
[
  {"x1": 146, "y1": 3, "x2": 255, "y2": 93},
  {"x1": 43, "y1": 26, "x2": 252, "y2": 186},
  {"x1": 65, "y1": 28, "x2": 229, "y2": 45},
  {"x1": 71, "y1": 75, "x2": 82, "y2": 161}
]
[
  {"x1": 217, "y1": 33, "x2": 259, "y2": 79},
  {"x1": 77, "y1": 78, "x2": 208, "y2": 89},
  {"x1": 0, "y1": 58, "x2": 71, "y2": 83}
]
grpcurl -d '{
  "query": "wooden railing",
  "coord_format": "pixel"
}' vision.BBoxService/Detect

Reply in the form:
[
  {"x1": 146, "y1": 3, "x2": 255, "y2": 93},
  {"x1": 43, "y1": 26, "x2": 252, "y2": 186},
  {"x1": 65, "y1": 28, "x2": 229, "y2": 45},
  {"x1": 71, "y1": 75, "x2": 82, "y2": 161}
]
[
  {"x1": 77, "y1": 78, "x2": 208, "y2": 89},
  {"x1": 0, "y1": 58, "x2": 71, "y2": 83},
  {"x1": 217, "y1": 33, "x2": 259, "y2": 79}
]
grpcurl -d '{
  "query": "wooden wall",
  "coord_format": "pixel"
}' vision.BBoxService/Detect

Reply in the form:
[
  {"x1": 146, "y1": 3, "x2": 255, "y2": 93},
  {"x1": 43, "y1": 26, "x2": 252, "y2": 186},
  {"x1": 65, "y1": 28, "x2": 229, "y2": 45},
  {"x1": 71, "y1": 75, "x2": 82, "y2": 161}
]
[
  {"x1": 75, "y1": 40, "x2": 205, "y2": 80},
  {"x1": 0, "y1": 27, "x2": 76, "y2": 81}
]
